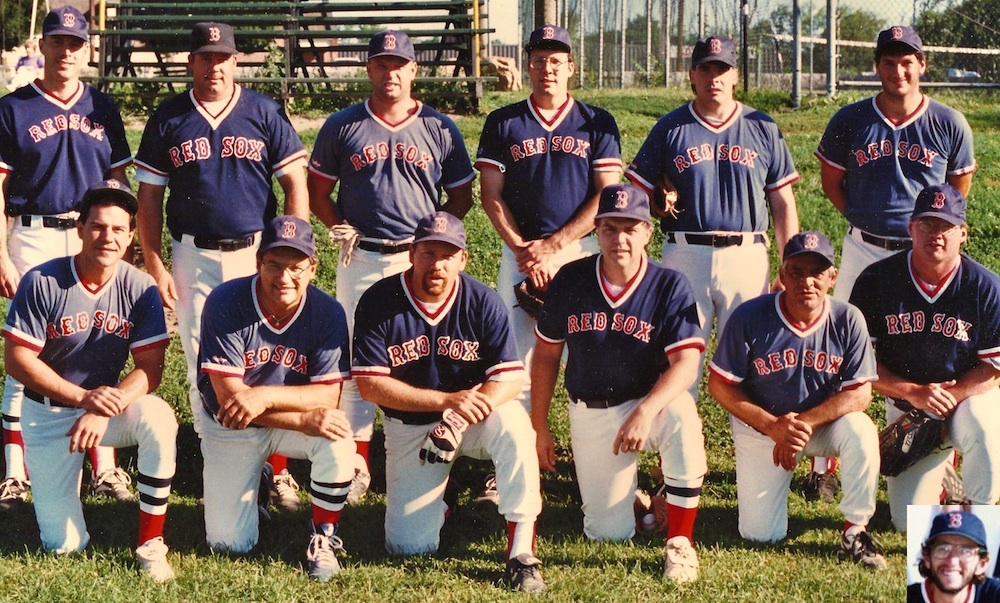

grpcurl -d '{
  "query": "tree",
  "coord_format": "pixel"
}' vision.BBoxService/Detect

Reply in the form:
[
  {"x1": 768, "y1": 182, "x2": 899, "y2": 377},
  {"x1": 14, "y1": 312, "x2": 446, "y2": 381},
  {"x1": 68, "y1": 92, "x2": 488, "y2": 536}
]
[
  {"x1": 1, "y1": 0, "x2": 32, "y2": 51},
  {"x1": 917, "y1": 0, "x2": 1000, "y2": 80}
]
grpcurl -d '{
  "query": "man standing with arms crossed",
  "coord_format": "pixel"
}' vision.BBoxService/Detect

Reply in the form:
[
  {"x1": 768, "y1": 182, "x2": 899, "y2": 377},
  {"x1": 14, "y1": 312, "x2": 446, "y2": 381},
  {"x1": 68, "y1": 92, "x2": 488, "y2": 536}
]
[
  {"x1": 625, "y1": 35, "x2": 799, "y2": 403},
  {"x1": 308, "y1": 30, "x2": 474, "y2": 502},
  {"x1": 135, "y1": 22, "x2": 309, "y2": 511},
  {"x1": 812, "y1": 26, "x2": 975, "y2": 500},
  {"x1": 1, "y1": 6, "x2": 134, "y2": 510}
]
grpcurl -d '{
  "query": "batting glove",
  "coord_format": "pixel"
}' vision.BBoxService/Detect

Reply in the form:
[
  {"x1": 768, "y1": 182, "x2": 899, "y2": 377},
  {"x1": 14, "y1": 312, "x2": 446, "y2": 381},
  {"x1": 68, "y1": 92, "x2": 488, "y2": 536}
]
[
  {"x1": 328, "y1": 224, "x2": 360, "y2": 267},
  {"x1": 419, "y1": 408, "x2": 469, "y2": 464}
]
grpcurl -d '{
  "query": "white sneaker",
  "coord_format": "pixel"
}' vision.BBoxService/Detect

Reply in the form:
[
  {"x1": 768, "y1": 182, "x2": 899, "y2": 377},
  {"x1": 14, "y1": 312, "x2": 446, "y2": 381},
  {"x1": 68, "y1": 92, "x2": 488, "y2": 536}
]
[
  {"x1": 136, "y1": 537, "x2": 175, "y2": 583},
  {"x1": 664, "y1": 535, "x2": 699, "y2": 584},
  {"x1": 307, "y1": 523, "x2": 345, "y2": 582},
  {"x1": 346, "y1": 453, "x2": 371, "y2": 505},
  {"x1": 271, "y1": 469, "x2": 302, "y2": 512},
  {"x1": 92, "y1": 468, "x2": 136, "y2": 502}
]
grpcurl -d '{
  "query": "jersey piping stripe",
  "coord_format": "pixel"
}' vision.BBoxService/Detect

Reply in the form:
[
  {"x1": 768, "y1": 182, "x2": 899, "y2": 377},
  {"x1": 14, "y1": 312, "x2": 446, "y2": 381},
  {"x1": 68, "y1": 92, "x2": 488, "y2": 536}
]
[
  {"x1": 473, "y1": 157, "x2": 505, "y2": 173},
  {"x1": 109, "y1": 156, "x2": 134, "y2": 170},
  {"x1": 30, "y1": 80, "x2": 84, "y2": 111},
  {"x1": 365, "y1": 99, "x2": 424, "y2": 132},
  {"x1": 840, "y1": 375, "x2": 877, "y2": 390},
  {"x1": 191, "y1": 85, "x2": 241, "y2": 130},
  {"x1": 201, "y1": 363, "x2": 245, "y2": 378},
  {"x1": 775, "y1": 293, "x2": 830, "y2": 338},
  {"x1": 71, "y1": 259, "x2": 119, "y2": 300},
  {"x1": 351, "y1": 366, "x2": 391, "y2": 377},
  {"x1": 401, "y1": 272, "x2": 459, "y2": 326},
  {"x1": 130, "y1": 333, "x2": 170, "y2": 353},
  {"x1": 1, "y1": 327, "x2": 45, "y2": 352},
  {"x1": 623, "y1": 170, "x2": 655, "y2": 194},
  {"x1": 306, "y1": 163, "x2": 339, "y2": 182},
  {"x1": 273, "y1": 150, "x2": 308, "y2": 176},
  {"x1": 251, "y1": 275, "x2": 308, "y2": 335},
  {"x1": 812, "y1": 150, "x2": 846, "y2": 172},
  {"x1": 486, "y1": 361, "x2": 524, "y2": 381},
  {"x1": 592, "y1": 157, "x2": 624, "y2": 172},
  {"x1": 764, "y1": 171, "x2": 801, "y2": 192},
  {"x1": 707, "y1": 362, "x2": 742, "y2": 384},
  {"x1": 597, "y1": 254, "x2": 647, "y2": 308},
  {"x1": 688, "y1": 101, "x2": 742, "y2": 133},
  {"x1": 665, "y1": 337, "x2": 706, "y2": 356},
  {"x1": 907, "y1": 252, "x2": 959, "y2": 304},
  {"x1": 0, "y1": 162, "x2": 13, "y2": 173},
  {"x1": 533, "y1": 325, "x2": 564, "y2": 345},
  {"x1": 442, "y1": 170, "x2": 476, "y2": 190},
  {"x1": 872, "y1": 94, "x2": 929, "y2": 130},
  {"x1": 527, "y1": 95, "x2": 574, "y2": 132},
  {"x1": 310, "y1": 372, "x2": 350, "y2": 384}
]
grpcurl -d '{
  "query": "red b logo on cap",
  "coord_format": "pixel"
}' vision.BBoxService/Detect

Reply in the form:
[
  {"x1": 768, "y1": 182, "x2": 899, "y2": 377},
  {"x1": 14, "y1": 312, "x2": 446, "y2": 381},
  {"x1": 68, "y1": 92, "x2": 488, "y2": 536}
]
[
  {"x1": 615, "y1": 190, "x2": 629, "y2": 209},
  {"x1": 208, "y1": 26, "x2": 221, "y2": 42},
  {"x1": 543, "y1": 26, "x2": 555, "y2": 39},
  {"x1": 63, "y1": 12, "x2": 76, "y2": 27},
  {"x1": 892, "y1": 26, "x2": 903, "y2": 40},
  {"x1": 433, "y1": 216, "x2": 448, "y2": 233},
  {"x1": 948, "y1": 512, "x2": 963, "y2": 529},
  {"x1": 710, "y1": 38, "x2": 722, "y2": 54},
  {"x1": 281, "y1": 221, "x2": 296, "y2": 239},
  {"x1": 805, "y1": 233, "x2": 819, "y2": 249},
  {"x1": 107, "y1": 180, "x2": 120, "y2": 189},
  {"x1": 932, "y1": 192, "x2": 946, "y2": 209},
  {"x1": 384, "y1": 34, "x2": 397, "y2": 50}
]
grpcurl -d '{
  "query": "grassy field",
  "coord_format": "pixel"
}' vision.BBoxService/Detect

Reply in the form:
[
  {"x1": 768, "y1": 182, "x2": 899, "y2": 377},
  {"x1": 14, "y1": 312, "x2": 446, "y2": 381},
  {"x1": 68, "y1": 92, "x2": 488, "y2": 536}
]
[{"x1": 2, "y1": 86, "x2": 1000, "y2": 602}]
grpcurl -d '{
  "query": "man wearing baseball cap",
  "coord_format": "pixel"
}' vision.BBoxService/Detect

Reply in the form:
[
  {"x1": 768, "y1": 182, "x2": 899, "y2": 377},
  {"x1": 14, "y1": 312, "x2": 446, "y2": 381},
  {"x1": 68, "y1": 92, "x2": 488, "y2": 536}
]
[
  {"x1": 308, "y1": 30, "x2": 475, "y2": 504},
  {"x1": 910, "y1": 510, "x2": 1000, "y2": 602},
  {"x1": 0, "y1": 4, "x2": 136, "y2": 510},
  {"x1": 3, "y1": 180, "x2": 178, "y2": 581},
  {"x1": 709, "y1": 230, "x2": 885, "y2": 568},
  {"x1": 852, "y1": 185, "x2": 1000, "y2": 531},
  {"x1": 353, "y1": 212, "x2": 545, "y2": 592},
  {"x1": 197, "y1": 215, "x2": 355, "y2": 582},
  {"x1": 532, "y1": 184, "x2": 708, "y2": 583}
]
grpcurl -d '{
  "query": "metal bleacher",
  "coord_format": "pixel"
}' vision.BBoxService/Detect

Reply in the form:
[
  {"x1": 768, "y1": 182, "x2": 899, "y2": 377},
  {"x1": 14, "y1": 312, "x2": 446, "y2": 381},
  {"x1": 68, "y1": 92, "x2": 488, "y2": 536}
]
[{"x1": 89, "y1": 0, "x2": 493, "y2": 109}]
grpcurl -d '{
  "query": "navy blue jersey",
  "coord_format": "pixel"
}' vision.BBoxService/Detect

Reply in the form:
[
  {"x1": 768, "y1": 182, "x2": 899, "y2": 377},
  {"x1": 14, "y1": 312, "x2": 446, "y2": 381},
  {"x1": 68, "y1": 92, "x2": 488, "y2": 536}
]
[
  {"x1": 352, "y1": 272, "x2": 523, "y2": 425},
  {"x1": 308, "y1": 100, "x2": 475, "y2": 241},
  {"x1": 197, "y1": 275, "x2": 351, "y2": 417},
  {"x1": 535, "y1": 255, "x2": 704, "y2": 401},
  {"x1": 474, "y1": 97, "x2": 622, "y2": 240},
  {"x1": 908, "y1": 579, "x2": 1000, "y2": 603},
  {"x1": 134, "y1": 86, "x2": 307, "y2": 239},
  {"x1": 710, "y1": 293, "x2": 877, "y2": 416},
  {"x1": 2, "y1": 257, "x2": 168, "y2": 389},
  {"x1": 851, "y1": 252, "x2": 1000, "y2": 384},
  {"x1": 625, "y1": 102, "x2": 799, "y2": 233},
  {"x1": 0, "y1": 81, "x2": 131, "y2": 216},
  {"x1": 816, "y1": 96, "x2": 975, "y2": 238}
]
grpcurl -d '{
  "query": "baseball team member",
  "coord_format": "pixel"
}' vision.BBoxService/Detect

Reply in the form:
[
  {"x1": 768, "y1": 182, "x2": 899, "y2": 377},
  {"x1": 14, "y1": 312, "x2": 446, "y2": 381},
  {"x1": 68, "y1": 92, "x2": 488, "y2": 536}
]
[
  {"x1": 135, "y1": 22, "x2": 309, "y2": 510},
  {"x1": 909, "y1": 510, "x2": 1000, "y2": 603},
  {"x1": 197, "y1": 215, "x2": 354, "y2": 582},
  {"x1": 812, "y1": 26, "x2": 975, "y2": 496},
  {"x1": 532, "y1": 184, "x2": 707, "y2": 584},
  {"x1": 625, "y1": 35, "x2": 799, "y2": 401},
  {"x1": 353, "y1": 212, "x2": 545, "y2": 593},
  {"x1": 2, "y1": 181, "x2": 177, "y2": 581},
  {"x1": 308, "y1": 30, "x2": 475, "y2": 502},
  {"x1": 1, "y1": 6, "x2": 134, "y2": 510},
  {"x1": 851, "y1": 185, "x2": 1000, "y2": 531},
  {"x1": 707, "y1": 231, "x2": 886, "y2": 569},
  {"x1": 475, "y1": 24, "x2": 622, "y2": 413}
]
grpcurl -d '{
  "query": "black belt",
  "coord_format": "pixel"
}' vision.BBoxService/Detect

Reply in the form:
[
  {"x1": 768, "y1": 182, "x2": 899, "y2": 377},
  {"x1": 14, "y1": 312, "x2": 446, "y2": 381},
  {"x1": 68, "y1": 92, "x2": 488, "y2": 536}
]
[
  {"x1": 572, "y1": 397, "x2": 629, "y2": 409},
  {"x1": 21, "y1": 215, "x2": 77, "y2": 230},
  {"x1": 852, "y1": 227, "x2": 912, "y2": 252},
  {"x1": 24, "y1": 387, "x2": 73, "y2": 408},
  {"x1": 358, "y1": 240, "x2": 412, "y2": 254},
  {"x1": 667, "y1": 232, "x2": 766, "y2": 247},
  {"x1": 172, "y1": 231, "x2": 257, "y2": 252}
]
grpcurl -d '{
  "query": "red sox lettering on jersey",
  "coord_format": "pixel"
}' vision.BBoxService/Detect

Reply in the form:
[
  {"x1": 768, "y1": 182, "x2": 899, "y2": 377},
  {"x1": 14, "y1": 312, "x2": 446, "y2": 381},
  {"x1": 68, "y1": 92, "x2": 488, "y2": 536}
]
[
  {"x1": 883, "y1": 311, "x2": 971, "y2": 341},
  {"x1": 751, "y1": 348, "x2": 844, "y2": 376},
  {"x1": 672, "y1": 143, "x2": 760, "y2": 173},
  {"x1": 852, "y1": 140, "x2": 937, "y2": 168},
  {"x1": 565, "y1": 311, "x2": 654, "y2": 343},
  {"x1": 348, "y1": 142, "x2": 435, "y2": 172},
  {"x1": 242, "y1": 345, "x2": 309, "y2": 373},
  {"x1": 167, "y1": 136, "x2": 266, "y2": 167},
  {"x1": 508, "y1": 136, "x2": 591, "y2": 162},
  {"x1": 28, "y1": 114, "x2": 106, "y2": 143},
  {"x1": 387, "y1": 335, "x2": 482, "y2": 367},
  {"x1": 45, "y1": 311, "x2": 134, "y2": 340}
]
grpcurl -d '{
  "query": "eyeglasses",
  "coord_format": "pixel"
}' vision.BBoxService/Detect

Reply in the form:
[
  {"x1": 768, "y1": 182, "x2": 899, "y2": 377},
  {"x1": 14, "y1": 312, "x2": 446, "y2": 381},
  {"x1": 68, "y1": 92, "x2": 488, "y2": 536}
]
[
  {"x1": 528, "y1": 57, "x2": 570, "y2": 70},
  {"x1": 929, "y1": 543, "x2": 985, "y2": 560},
  {"x1": 261, "y1": 260, "x2": 312, "y2": 280},
  {"x1": 914, "y1": 218, "x2": 961, "y2": 236}
]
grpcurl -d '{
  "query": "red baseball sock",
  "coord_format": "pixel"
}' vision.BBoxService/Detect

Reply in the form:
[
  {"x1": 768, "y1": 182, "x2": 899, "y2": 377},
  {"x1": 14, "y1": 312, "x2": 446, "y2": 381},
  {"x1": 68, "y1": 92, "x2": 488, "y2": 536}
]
[
  {"x1": 355, "y1": 441, "x2": 370, "y2": 469},
  {"x1": 138, "y1": 510, "x2": 166, "y2": 547},
  {"x1": 312, "y1": 505, "x2": 342, "y2": 528},
  {"x1": 267, "y1": 454, "x2": 287, "y2": 474},
  {"x1": 506, "y1": 521, "x2": 537, "y2": 559},
  {"x1": 666, "y1": 504, "x2": 698, "y2": 542}
]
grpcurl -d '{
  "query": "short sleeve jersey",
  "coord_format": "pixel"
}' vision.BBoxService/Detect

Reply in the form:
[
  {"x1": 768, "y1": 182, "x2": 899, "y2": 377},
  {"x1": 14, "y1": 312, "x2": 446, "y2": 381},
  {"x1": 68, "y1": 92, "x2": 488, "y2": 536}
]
[
  {"x1": 474, "y1": 97, "x2": 622, "y2": 241},
  {"x1": 709, "y1": 293, "x2": 877, "y2": 416},
  {"x1": 0, "y1": 81, "x2": 132, "y2": 216},
  {"x1": 908, "y1": 579, "x2": 1000, "y2": 603},
  {"x1": 815, "y1": 96, "x2": 975, "y2": 237},
  {"x1": 197, "y1": 275, "x2": 351, "y2": 417},
  {"x1": 134, "y1": 86, "x2": 308, "y2": 239},
  {"x1": 352, "y1": 272, "x2": 523, "y2": 425},
  {"x1": 625, "y1": 102, "x2": 799, "y2": 233},
  {"x1": 850, "y1": 252, "x2": 1000, "y2": 384},
  {"x1": 535, "y1": 255, "x2": 704, "y2": 402},
  {"x1": 2, "y1": 257, "x2": 168, "y2": 389},
  {"x1": 308, "y1": 100, "x2": 475, "y2": 241}
]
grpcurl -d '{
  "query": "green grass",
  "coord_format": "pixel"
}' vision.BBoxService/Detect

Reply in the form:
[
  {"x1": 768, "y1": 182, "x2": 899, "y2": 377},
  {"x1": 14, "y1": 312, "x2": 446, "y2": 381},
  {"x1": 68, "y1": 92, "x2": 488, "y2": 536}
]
[{"x1": 4, "y1": 87, "x2": 1000, "y2": 601}]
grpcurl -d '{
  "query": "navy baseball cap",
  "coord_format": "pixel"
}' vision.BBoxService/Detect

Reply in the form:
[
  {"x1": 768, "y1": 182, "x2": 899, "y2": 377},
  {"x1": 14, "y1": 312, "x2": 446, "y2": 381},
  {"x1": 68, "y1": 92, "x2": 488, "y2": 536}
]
[
  {"x1": 913, "y1": 184, "x2": 966, "y2": 226},
  {"x1": 259, "y1": 216, "x2": 316, "y2": 257},
  {"x1": 43, "y1": 6, "x2": 89, "y2": 41},
  {"x1": 783, "y1": 231, "x2": 836, "y2": 267},
  {"x1": 595, "y1": 183, "x2": 651, "y2": 223},
  {"x1": 368, "y1": 30, "x2": 416, "y2": 62},
  {"x1": 925, "y1": 511, "x2": 988, "y2": 548},
  {"x1": 413, "y1": 212, "x2": 466, "y2": 250},
  {"x1": 525, "y1": 24, "x2": 572, "y2": 54},
  {"x1": 876, "y1": 26, "x2": 923, "y2": 56},
  {"x1": 79, "y1": 179, "x2": 139, "y2": 217},
  {"x1": 691, "y1": 36, "x2": 737, "y2": 69},
  {"x1": 191, "y1": 22, "x2": 238, "y2": 55}
]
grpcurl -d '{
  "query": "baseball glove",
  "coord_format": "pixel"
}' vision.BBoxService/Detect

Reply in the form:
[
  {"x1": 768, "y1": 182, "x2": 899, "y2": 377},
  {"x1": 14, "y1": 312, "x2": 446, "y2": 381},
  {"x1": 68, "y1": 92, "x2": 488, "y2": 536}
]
[
  {"x1": 651, "y1": 174, "x2": 681, "y2": 220},
  {"x1": 514, "y1": 278, "x2": 545, "y2": 320},
  {"x1": 879, "y1": 408, "x2": 947, "y2": 477}
]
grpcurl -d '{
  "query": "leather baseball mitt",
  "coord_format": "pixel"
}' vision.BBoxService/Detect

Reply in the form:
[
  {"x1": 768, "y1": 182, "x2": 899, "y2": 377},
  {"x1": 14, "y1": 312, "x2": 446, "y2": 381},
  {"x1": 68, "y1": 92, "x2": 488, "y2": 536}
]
[
  {"x1": 879, "y1": 408, "x2": 947, "y2": 477},
  {"x1": 514, "y1": 278, "x2": 544, "y2": 320},
  {"x1": 651, "y1": 174, "x2": 681, "y2": 219}
]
